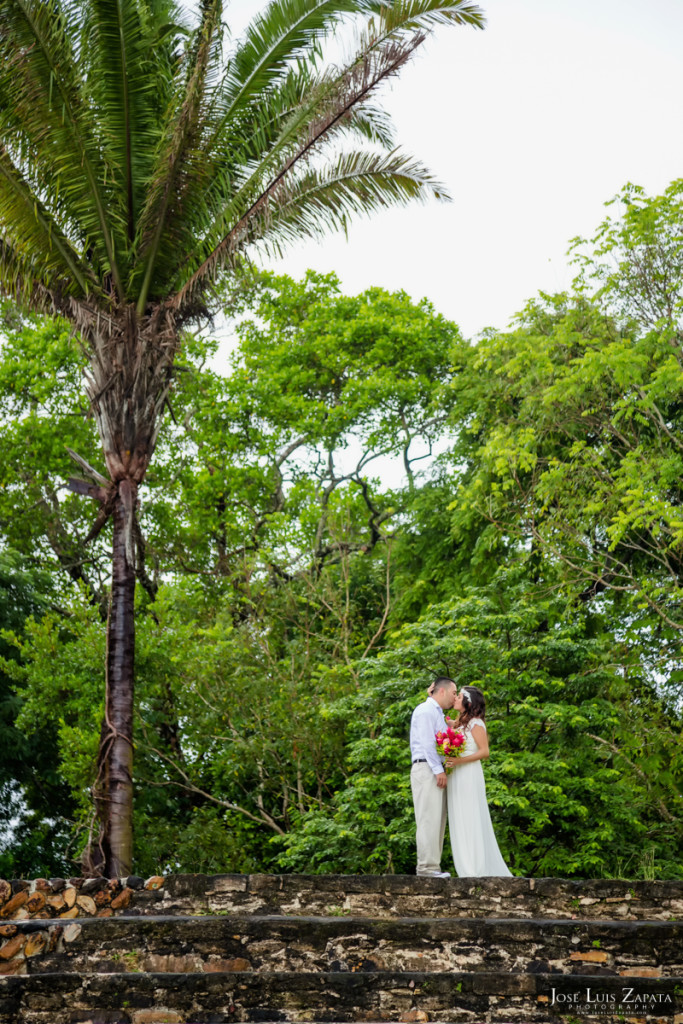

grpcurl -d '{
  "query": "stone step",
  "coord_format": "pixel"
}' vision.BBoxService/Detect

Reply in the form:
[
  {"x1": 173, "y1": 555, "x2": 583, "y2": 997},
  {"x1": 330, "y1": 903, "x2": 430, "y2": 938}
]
[
  {"x1": 4, "y1": 875, "x2": 682, "y2": 923},
  {"x1": 0, "y1": 969, "x2": 681, "y2": 1024},
  {"x1": 149, "y1": 875, "x2": 683, "y2": 922},
  {"x1": 2, "y1": 914, "x2": 681, "y2": 979}
]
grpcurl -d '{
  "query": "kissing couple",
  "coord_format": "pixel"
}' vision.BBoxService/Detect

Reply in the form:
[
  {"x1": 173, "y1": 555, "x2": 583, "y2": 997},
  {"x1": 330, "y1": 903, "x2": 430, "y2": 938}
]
[{"x1": 409, "y1": 676, "x2": 512, "y2": 878}]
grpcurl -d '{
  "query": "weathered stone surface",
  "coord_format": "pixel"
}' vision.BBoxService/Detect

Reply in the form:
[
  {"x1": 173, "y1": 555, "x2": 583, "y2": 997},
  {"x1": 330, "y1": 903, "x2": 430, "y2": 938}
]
[
  {"x1": 569, "y1": 949, "x2": 609, "y2": 962},
  {"x1": 0, "y1": 891, "x2": 27, "y2": 918},
  {"x1": 0, "y1": 933, "x2": 25, "y2": 959},
  {"x1": 62, "y1": 887, "x2": 77, "y2": 909},
  {"x1": 0, "y1": 957, "x2": 26, "y2": 975},
  {"x1": 10, "y1": 879, "x2": 29, "y2": 894},
  {"x1": 63, "y1": 923, "x2": 82, "y2": 943},
  {"x1": 0, "y1": 924, "x2": 17, "y2": 938},
  {"x1": 24, "y1": 932, "x2": 47, "y2": 957},
  {"x1": 76, "y1": 895, "x2": 97, "y2": 915},
  {"x1": 110, "y1": 887, "x2": 133, "y2": 910},
  {"x1": 126, "y1": 875, "x2": 145, "y2": 890},
  {"x1": 143, "y1": 876, "x2": 164, "y2": 891},
  {"x1": 25, "y1": 891, "x2": 46, "y2": 914},
  {"x1": 33, "y1": 879, "x2": 51, "y2": 893},
  {"x1": 0, "y1": 880, "x2": 10, "y2": 904},
  {"x1": 58, "y1": 907, "x2": 79, "y2": 919},
  {"x1": 47, "y1": 894, "x2": 66, "y2": 912},
  {"x1": 203, "y1": 956, "x2": 252, "y2": 972},
  {"x1": 48, "y1": 878, "x2": 66, "y2": 892},
  {"x1": 94, "y1": 890, "x2": 111, "y2": 908},
  {"x1": 131, "y1": 1012, "x2": 182, "y2": 1024}
]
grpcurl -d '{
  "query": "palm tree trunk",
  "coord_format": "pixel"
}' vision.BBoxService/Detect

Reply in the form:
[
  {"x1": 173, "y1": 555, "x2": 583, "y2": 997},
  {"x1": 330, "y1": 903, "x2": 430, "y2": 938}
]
[{"x1": 103, "y1": 488, "x2": 136, "y2": 876}]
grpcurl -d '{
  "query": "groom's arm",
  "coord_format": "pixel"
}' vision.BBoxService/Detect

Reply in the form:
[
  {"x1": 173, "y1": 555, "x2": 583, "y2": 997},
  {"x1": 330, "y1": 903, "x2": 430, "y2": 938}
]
[{"x1": 414, "y1": 706, "x2": 446, "y2": 778}]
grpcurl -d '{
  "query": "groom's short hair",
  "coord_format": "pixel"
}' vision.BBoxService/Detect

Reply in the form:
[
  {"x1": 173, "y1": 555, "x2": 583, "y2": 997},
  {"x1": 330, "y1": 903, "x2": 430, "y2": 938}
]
[{"x1": 432, "y1": 676, "x2": 456, "y2": 693}]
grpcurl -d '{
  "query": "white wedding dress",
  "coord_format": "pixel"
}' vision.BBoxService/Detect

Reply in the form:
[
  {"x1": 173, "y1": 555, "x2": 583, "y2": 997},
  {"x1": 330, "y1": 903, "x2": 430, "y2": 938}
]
[{"x1": 447, "y1": 717, "x2": 512, "y2": 877}]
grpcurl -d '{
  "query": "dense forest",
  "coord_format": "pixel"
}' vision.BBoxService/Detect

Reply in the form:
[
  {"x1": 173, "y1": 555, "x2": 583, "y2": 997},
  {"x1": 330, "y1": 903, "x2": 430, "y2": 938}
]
[{"x1": 1, "y1": 180, "x2": 682, "y2": 880}]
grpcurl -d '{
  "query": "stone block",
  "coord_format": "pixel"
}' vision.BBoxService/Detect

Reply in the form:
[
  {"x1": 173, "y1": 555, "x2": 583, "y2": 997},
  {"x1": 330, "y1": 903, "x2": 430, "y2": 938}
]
[
  {"x1": 63, "y1": 922, "x2": 82, "y2": 943},
  {"x1": 63, "y1": 886, "x2": 78, "y2": 908},
  {"x1": 569, "y1": 950, "x2": 608, "y2": 962},
  {"x1": 0, "y1": 890, "x2": 28, "y2": 918},
  {"x1": 47, "y1": 893, "x2": 66, "y2": 912},
  {"x1": 0, "y1": 933, "x2": 25, "y2": 959},
  {"x1": 59, "y1": 906, "x2": 80, "y2": 919},
  {"x1": 25, "y1": 891, "x2": 46, "y2": 914},
  {"x1": 619, "y1": 966, "x2": 662, "y2": 977},
  {"x1": 111, "y1": 886, "x2": 133, "y2": 910},
  {"x1": 204, "y1": 956, "x2": 252, "y2": 972},
  {"x1": 33, "y1": 878, "x2": 52, "y2": 892},
  {"x1": 0, "y1": 923, "x2": 17, "y2": 937},
  {"x1": 76, "y1": 894, "x2": 97, "y2": 915},
  {"x1": 24, "y1": 932, "x2": 47, "y2": 957},
  {"x1": 144, "y1": 876, "x2": 165, "y2": 890},
  {"x1": 400, "y1": 1012, "x2": 429, "y2": 1022},
  {"x1": 0, "y1": 957, "x2": 26, "y2": 975},
  {"x1": 0, "y1": 880, "x2": 10, "y2": 904},
  {"x1": 131, "y1": 1012, "x2": 182, "y2": 1024}
]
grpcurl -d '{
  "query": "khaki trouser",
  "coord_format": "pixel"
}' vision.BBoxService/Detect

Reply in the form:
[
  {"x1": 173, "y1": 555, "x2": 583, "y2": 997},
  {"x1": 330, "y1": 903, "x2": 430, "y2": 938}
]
[{"x1": 411, "y1": 761, "x2": 447, "y2": 875}]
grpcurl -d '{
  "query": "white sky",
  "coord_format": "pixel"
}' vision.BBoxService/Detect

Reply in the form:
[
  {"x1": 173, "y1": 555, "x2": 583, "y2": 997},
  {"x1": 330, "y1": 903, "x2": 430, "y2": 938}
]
[{"x1": 215, "y1": 0, "x2": 683, "y2": 339}]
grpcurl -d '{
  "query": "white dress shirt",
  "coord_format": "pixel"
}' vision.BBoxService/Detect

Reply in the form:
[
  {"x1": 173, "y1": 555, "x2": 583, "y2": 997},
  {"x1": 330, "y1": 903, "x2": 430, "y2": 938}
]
[{"x1": 410, "y1": 696, "x2": 447, "y2": 776}]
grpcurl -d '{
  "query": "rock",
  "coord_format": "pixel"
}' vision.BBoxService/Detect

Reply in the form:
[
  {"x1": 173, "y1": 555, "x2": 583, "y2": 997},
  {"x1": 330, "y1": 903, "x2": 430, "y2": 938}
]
[
  {"x1": 31, "y1": 910, "x2": 51, "y2": 919},
  {"x1": 0, "y1": 890, "x2": 28, "y2": 918},
  {"x1": 204, "y1": 957, "x2": 252, "y2": 972},
  {"x1": 24, "y1": 932, "x2": 47, "y2": 957},
  {"x1": 0, "y1": 958, "x2": 26, "y2": 975},
  {"x1": 126, "y1": 875, "x2": 145, "y2": 890},
  {"x1": 58, "y1": 906, "x2": 80, "y2": 919},
  {"x1": 76, "y1": 894, "x2": 97, "y2": 915},
  {"x1": 96, "y1": 908, "x2": 114, "y2": 918},
  {"x1": 142, "y1": 954, "x2": 197, "y2": 973},
  {"x1": 63, "y1": 922, "x2": 82, "y2": 943},
  {"x1": 131, "y1": 1012, "x2": 182, "y2": 1024},
  {"x1": 67, "y1": 877, "x2": 84, "y2": 889},
  {"x1": 47, "y1": 894, "x2": 66, "y2": 912},
  {"x1": 0, "y1": 924, "x2": 17, "y2": 937},
  {"x1": 569, "y1": 950, "x2": 608, "y2": 962},
  {"x1": 11, "y1": 880, "x2": 29, "y2": 894},
  {"x1": 400, "y1": 1013, "x2": 429, "y2": 1023},
  {"x1": 0, "y1": 933, "x2": 25, "y2": 959},
  {"x1": 110, "y1": 886, "x2": 133, "y2": 910},
  {"x1": 619, "y1": 966, "x2": 662, "y2": 977},
  {"x1": 33, "y1": 878, "x2": 51, "y2": 892},
  {"x1": 94, "y1": 890, "x2": 111, "y2": 907},
  {"x1": 106, "y1": 878, "x2": 121, "y2": 894},
  {"x1": 81, "y1": 877, "x2": 106, "y2": 895},
  {"x1": 46, "y1": 926, "x2": 62, "y2": 952},
  {"x1": 49, "y1": 878, "x2": 66, "y2": 892},
  {"x1": 0, "y1": 880, "x2": 11, "y2": 904},
  {"x1": 13, "y1": 908, "x2": 30, "y2": 920},
  {"x1": 63, "y1": 887, "x2": 77, "y2": 909},
  {"x1": 144, "y1": 875, "x2": 165, "y2": 890},
  {"x1": 25, "y1": 891, "x2": 46, "y2": 914}
]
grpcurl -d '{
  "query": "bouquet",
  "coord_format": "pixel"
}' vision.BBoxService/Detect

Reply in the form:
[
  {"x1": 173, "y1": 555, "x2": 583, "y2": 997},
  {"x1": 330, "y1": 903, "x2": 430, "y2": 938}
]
[{"x1": 435, "y1": 724, "x2": 465, "y2": 774}]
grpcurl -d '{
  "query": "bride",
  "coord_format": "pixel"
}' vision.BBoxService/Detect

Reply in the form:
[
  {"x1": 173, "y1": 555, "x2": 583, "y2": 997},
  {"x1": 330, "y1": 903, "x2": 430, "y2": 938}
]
[{"x1": 442, "y1": 684, "x2": 512, "y2": 877}]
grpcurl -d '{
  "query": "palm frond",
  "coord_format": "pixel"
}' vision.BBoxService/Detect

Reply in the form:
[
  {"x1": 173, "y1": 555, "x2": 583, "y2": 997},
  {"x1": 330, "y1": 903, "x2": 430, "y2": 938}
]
[
  {"x1": 133, "y1": 0, "x2": 224, "y2": 313},
  {"x1": 217, "y1": 0, "x2": 362, "y2": 125},
  {"x1": 248, "y1": 148, "x2": 450, "y2": 256},
  {"x1": 0, "y1": 145, "x2": 97, "y2": 298},
  {"x1": 171, "y1": 28, "x2": 426, "y2": 309},
  {"x1": 0, "y1": 0, "x2": 126, "y2": 297},
  {"x1": 81, "y1": 0, "x2": 184, "y2": 245}
]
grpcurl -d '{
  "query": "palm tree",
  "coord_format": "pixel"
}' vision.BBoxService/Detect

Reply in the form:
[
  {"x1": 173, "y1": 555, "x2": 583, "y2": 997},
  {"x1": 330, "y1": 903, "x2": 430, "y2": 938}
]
[{"x1": 0, "y1": 0, "x2": 484, "y2": 876}]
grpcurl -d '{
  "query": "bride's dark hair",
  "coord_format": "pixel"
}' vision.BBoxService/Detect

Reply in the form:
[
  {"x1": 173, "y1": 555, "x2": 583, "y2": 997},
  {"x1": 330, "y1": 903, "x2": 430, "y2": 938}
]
[{"x1": 454, "y1": 685, "x2": 486, "y2": 730}]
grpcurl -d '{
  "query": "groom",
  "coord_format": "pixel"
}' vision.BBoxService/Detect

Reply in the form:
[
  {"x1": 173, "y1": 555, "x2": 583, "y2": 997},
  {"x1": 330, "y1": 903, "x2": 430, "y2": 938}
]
[{"x1": 410, "y1": 676, "x2": 457, "y2": 878}]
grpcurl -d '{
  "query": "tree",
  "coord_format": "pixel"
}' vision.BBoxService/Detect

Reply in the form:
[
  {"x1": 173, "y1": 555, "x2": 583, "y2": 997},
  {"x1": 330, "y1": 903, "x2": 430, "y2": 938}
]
[{"x1": 0, "y1": 0, "x2": 484, "y2": 874}]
